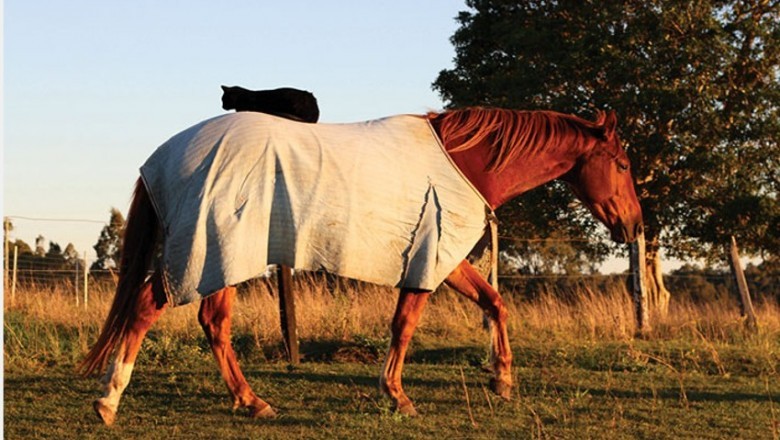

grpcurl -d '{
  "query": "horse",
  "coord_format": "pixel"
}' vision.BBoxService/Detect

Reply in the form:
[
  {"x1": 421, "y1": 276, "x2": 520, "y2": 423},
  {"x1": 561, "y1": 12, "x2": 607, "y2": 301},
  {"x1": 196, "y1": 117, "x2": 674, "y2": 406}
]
[{"x1": 80, "y1": 107, "x2": 643, "y2": 424}]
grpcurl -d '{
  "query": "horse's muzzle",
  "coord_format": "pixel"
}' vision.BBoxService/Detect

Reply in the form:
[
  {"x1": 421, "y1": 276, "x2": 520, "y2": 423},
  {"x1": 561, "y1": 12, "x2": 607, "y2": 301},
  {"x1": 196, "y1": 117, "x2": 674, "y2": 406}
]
[{"x1": 612, "y1": 221, "x2": 643, "y2": 244}]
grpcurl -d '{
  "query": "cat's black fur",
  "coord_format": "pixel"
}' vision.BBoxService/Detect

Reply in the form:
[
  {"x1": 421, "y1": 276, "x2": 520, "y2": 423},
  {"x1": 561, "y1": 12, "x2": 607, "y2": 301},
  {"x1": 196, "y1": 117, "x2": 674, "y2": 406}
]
[{"x1": 221, "y1": 85, "x2": 320, "y2": 123}]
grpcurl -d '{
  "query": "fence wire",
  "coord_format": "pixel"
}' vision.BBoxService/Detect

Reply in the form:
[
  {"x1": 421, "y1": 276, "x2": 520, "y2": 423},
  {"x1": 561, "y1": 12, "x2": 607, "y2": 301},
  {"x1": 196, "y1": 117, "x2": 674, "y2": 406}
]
[{"x1": 4, "y1": 214, "x2": 740, "y2": 308}]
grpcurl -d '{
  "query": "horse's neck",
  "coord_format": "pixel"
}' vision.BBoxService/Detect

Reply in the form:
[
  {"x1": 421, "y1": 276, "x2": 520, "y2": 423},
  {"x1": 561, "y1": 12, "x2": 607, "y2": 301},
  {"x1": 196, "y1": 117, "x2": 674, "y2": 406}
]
[{"x1": 446, "y1": 137, "x2": 580, "y2": 209}]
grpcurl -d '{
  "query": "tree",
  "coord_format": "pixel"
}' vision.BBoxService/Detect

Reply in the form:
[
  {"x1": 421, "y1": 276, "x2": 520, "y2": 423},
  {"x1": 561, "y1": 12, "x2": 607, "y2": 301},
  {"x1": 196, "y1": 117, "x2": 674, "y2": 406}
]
[
  {"x1": 92, "y1": 208, "x2": 125, "y2": 270},
  {"x1": 10, "y1": 239, "x2": 33, "y2": 256},
  {"x1": 434, "y1": 0, "x2": 780, "y2": 313},
  {"x1": 46, "y1": 242, "x2": 63, "y2": 259},
  {"x1": 63, "y1": 243, "x2": 82, "y2": 267},
  {"x1": 44, "y1": 242, "x2": 67, "y2": 271},
  {"x1": 34, "y1": 235, "x2": 46, "y2": 257}
]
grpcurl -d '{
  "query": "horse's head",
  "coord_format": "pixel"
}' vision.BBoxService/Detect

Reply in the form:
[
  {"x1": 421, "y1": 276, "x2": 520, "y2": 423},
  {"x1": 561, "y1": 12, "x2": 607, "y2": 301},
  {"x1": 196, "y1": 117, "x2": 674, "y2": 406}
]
[{"x1": 561, "y1": 111, "x2": 643, "y2": 244}]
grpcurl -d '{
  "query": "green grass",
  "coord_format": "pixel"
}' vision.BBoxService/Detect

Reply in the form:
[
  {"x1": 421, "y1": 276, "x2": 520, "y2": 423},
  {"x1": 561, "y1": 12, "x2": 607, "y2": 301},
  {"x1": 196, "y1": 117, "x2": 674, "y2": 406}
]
[{"x1": 5, "y1": 354, "x2": 779, "y2": 439}]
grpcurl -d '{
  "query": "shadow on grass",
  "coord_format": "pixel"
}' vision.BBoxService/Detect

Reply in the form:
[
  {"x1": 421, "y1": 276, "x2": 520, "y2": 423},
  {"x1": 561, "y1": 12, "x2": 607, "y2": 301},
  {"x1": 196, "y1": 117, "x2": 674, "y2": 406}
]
[
  {"x1": 293, "y1": 339, "x2": 489, "y2": 367},
  {"x1": 585, "y1": 386, "x2": 775, "y2": 403}
]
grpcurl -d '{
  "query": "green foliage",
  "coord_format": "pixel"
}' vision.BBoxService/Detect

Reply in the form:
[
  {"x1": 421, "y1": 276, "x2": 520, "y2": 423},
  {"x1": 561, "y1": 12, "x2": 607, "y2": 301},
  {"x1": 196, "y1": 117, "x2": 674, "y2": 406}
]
[
  {"x1": 497, "y1": 183, "x2": 612, "y2": 275},
  {"x1": 434, "y1": 0, "x2": 780, "y2": 264},
  {"x1": 744, "y1": 257, "x2": 780, "y2": 301},
  {"x1": 666, "y1": 260, "x2": 780, "y2": 304}
]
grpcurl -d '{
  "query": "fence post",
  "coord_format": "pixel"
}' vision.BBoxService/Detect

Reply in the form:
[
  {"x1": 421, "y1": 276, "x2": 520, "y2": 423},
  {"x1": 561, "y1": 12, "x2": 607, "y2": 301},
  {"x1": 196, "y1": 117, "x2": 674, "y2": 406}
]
[
  {"x1": 483, "y1": 214, "x2": 499, "y2": 331},
  {"x1": 629, "y1": 232, "x2": 651, "y2": 336},
  {"x1": 4, "y1": 218, "x2": 10, "y2": 291},
  {"x1": 83, "y1": 251, "x2": 89, "y2": 308},
  {"x1": 11, "y1": 245, "x2": 18, "y2": 304},
  {"x1": 74, "y1": 256, "x2": 80, "y2": 307},
  {"x1": 277, "y1": 264, "x2": 300, "y2": 365},
  {"x1": 728, "y1": 236, "x2": 758, "y2": 330},
  {"x1": 488, "y1": 213, "x2": 499, "y2": 292}
]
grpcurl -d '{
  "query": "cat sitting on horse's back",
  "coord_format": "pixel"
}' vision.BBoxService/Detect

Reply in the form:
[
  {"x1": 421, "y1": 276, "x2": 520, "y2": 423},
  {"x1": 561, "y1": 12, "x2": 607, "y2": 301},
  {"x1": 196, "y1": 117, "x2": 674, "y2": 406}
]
[{"x1": 221, "y1": 85, "x2": 319, "y2": 123}]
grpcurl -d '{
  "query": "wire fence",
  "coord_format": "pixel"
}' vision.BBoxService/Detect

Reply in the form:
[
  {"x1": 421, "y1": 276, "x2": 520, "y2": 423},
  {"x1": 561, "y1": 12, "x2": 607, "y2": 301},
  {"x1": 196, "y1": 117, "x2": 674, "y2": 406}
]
[{"x1": 2, "y1": 214, "x2": 746, "y2": 309}]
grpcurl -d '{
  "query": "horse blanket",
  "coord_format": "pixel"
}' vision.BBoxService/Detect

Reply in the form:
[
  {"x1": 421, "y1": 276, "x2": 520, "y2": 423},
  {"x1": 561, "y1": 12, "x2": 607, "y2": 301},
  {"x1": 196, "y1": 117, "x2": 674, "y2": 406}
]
[{"x1": 140, "y1": 112, "x2": 490, "y2": 306}]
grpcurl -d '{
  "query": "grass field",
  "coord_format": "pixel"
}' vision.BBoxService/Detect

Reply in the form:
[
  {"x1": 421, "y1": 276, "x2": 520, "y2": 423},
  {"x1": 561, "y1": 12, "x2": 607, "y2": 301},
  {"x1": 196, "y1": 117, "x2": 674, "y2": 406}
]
[{"x1": 4, "y1": 277, "x2": 779, "y2": 439}]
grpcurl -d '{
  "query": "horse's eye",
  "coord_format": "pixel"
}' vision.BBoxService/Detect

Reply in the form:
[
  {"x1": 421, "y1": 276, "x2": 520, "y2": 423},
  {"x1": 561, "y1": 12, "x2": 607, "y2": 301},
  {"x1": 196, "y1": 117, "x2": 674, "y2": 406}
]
[{"x1": 617, "y1": 162, "x2": 629, "y2": 173}]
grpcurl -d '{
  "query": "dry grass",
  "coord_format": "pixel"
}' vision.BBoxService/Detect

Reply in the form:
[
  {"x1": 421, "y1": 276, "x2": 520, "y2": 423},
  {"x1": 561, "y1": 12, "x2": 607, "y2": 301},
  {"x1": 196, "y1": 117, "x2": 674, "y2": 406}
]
[{"x1": 6, "y1": 274, "x2": 779, "y2": 352}]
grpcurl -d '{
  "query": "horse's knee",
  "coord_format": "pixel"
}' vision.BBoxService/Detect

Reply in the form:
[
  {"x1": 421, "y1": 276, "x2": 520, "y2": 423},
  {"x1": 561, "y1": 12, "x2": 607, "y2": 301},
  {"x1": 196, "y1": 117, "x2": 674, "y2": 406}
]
[
  {"x1": 198, "y1": 289, "x2": 234, "y2": 327},
  {"x1": 484, "y1": 296, "x2": 508, "y2": 324},
  {"x1": 199, "y1": 299, "x2": 236, "y2": 353},
  {"x1": 197, "y1": 303, "x2": 212, "y2": 330},
  {"x1": 198, "y1": 305, "x2": 221, "y2": 337},
  {"x1": 495, "y1": 300, "x2": 509, "y2": 323},
  {"x1": 198, "y1": 292, "x2": 226, "y2": 322},
  {"x1": 390, "y1": 322, "x2": 416, "y2": 345}
]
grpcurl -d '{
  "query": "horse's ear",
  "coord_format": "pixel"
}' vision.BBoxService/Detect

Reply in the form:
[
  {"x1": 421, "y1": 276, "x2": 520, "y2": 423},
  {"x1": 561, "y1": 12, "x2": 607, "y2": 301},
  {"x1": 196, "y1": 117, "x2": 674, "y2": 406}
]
[{"x1": 602, "y1": 110, "x2": 618, "y2": 141}]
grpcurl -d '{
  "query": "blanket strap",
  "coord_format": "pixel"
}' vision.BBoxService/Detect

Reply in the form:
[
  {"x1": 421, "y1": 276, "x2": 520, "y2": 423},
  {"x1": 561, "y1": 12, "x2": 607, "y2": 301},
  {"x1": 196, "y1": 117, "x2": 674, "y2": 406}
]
[{"x1": 486, "y1": 208, "x2": 499, "y2": 292}]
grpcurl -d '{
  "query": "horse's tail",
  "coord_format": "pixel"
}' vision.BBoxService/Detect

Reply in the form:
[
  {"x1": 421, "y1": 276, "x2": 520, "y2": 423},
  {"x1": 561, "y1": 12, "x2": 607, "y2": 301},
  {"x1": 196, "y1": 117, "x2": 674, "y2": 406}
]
[{"x1": 79, "y1": 178, "x2": 160, "y2": 376}]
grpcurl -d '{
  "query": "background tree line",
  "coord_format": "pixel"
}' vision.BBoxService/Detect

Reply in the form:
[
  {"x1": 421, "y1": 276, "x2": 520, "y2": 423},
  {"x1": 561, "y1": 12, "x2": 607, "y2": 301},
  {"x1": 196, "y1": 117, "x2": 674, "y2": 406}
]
[
  {"x1": 434, "y1": 0, "x2": 779, "y2": 309},
  {"x1": 3, "y1": 209, "x2": 125, "y2": 282}
]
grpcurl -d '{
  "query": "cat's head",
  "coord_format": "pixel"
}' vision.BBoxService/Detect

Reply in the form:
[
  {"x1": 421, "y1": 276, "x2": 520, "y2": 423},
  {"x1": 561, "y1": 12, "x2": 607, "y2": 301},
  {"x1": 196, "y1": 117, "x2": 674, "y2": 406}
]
[{"x1": 220, "y1": 85, "x2": 245, "y2": 110}]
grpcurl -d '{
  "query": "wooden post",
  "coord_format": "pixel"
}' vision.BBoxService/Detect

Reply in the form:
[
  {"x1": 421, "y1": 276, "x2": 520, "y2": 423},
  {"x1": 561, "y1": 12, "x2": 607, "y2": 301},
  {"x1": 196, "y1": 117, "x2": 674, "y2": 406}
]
[
  {"x1": 4, "y1": 218, "x2": 10, "y2": 291},
  {"x1": 11, "y1": 245, "x2": 18, "y2": 304},
  {"x1": 487, "y1": 213, "x2": 499, "y2": 292},
  {"x1": 484, "y1": 214, "x2": 499, "y2": 331},
  {"x1": 83, "y1": 251, "x2": 89, "y2": 308},
  {"x1": 629, "y1": 232, "x2": 651, "y2": 336},
  {"x1": 74, "y1": 256, "x2": 80, "y2": 307},
  {"x1": 728, "y1": 236, "x2": 758, "y2": 330},
  {"x1": 277, "y1": 264, "x2": 300, "y2": 365}
]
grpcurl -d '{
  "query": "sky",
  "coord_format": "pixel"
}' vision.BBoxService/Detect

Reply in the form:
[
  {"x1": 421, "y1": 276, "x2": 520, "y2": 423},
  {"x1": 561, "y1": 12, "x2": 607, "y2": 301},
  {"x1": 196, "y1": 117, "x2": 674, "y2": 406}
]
[{"x1": 4, "y1": 1, "x2": 466, "y2": 260}]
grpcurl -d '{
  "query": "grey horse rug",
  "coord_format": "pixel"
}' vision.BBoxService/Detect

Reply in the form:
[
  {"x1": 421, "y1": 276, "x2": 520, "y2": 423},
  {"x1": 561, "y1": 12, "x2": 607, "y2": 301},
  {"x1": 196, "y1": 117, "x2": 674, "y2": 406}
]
[{"x1": 140, "y1": 112, "x2": 490, "y2": 306}]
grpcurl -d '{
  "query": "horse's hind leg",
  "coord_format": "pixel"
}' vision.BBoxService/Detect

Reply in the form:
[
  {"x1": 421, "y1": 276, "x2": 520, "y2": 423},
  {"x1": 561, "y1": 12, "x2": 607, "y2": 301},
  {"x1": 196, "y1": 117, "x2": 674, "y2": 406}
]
[
  {"x1": 198, "y1": 287, "x2": 276, "y2": 418},
  {"x1": 94, "y1": 273, "x2": 168, "y2": 425},
  {"x1": 379, "y1": 288, "x2": 431, "y2": 416},
  {"x1": 444, "y1": 260, "x2": 513, "y2": 399}
]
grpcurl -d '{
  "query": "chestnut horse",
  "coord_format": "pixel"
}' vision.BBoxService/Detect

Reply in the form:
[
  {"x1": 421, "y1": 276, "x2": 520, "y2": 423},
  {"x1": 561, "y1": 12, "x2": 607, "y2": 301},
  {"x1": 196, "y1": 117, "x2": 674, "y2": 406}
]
[{"x1": 81, "y1": 108, "x2": 643, "y2": 424}]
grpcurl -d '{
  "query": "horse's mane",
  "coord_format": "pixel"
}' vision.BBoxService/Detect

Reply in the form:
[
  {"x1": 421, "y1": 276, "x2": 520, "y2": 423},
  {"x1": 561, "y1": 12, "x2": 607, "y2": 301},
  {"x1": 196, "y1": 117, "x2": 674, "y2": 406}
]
[{"x1": 428, "y1": 108, "x2": 613, "y2": 173}]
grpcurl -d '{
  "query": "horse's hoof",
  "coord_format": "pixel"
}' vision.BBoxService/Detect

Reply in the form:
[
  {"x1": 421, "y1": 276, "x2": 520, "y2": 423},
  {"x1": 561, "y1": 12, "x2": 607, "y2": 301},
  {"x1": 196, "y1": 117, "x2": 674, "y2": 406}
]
[
  {"x1": 249, "y1": 404, "x2": 277, "y2": 419},
  {"x1": 395, "y1": 402, "x2": 418, "y2": 417},
  {"x1": 490, "y1": 378, "x2": 512, "y2": 401},
  {"x1": 93, "y1": 399, "x2": 116, "y2": 426}
]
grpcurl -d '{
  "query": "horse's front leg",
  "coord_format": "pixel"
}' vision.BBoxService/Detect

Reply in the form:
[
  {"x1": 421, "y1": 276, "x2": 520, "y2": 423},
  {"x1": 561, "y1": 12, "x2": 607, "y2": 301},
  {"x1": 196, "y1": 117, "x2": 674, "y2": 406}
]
[
  {"x1": 379, "y1": 288, "x2": 431, "y2": 416},
  {"x1": 94, "y1": 272, "x2": 168, "y2": 425},
  {"x1": 198, "y1": 286, "x2": 276, "y2": 418},
  {"x1": 445, "y1": 260, "x2": 512, "y2": 399}
]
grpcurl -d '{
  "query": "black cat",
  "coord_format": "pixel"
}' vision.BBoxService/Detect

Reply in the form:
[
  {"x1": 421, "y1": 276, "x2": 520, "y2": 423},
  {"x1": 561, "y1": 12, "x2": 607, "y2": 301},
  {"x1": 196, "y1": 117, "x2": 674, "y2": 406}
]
[{"x1": 221, "y1": 85, "x2": 320, "y2": 123}]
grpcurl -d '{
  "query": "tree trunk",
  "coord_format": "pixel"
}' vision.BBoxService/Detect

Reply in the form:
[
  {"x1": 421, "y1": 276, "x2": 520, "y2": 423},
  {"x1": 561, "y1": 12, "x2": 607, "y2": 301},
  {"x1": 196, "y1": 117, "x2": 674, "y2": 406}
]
[{"x1": 644, "y1": 235, "x2": 671, "y2": 318}]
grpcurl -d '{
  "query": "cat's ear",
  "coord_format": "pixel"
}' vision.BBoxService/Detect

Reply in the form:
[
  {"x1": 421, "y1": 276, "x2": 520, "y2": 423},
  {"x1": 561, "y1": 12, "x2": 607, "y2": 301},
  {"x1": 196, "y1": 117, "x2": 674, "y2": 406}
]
[{"x1": 221, "y1": 85, "x2": 229, "y2": 92}]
